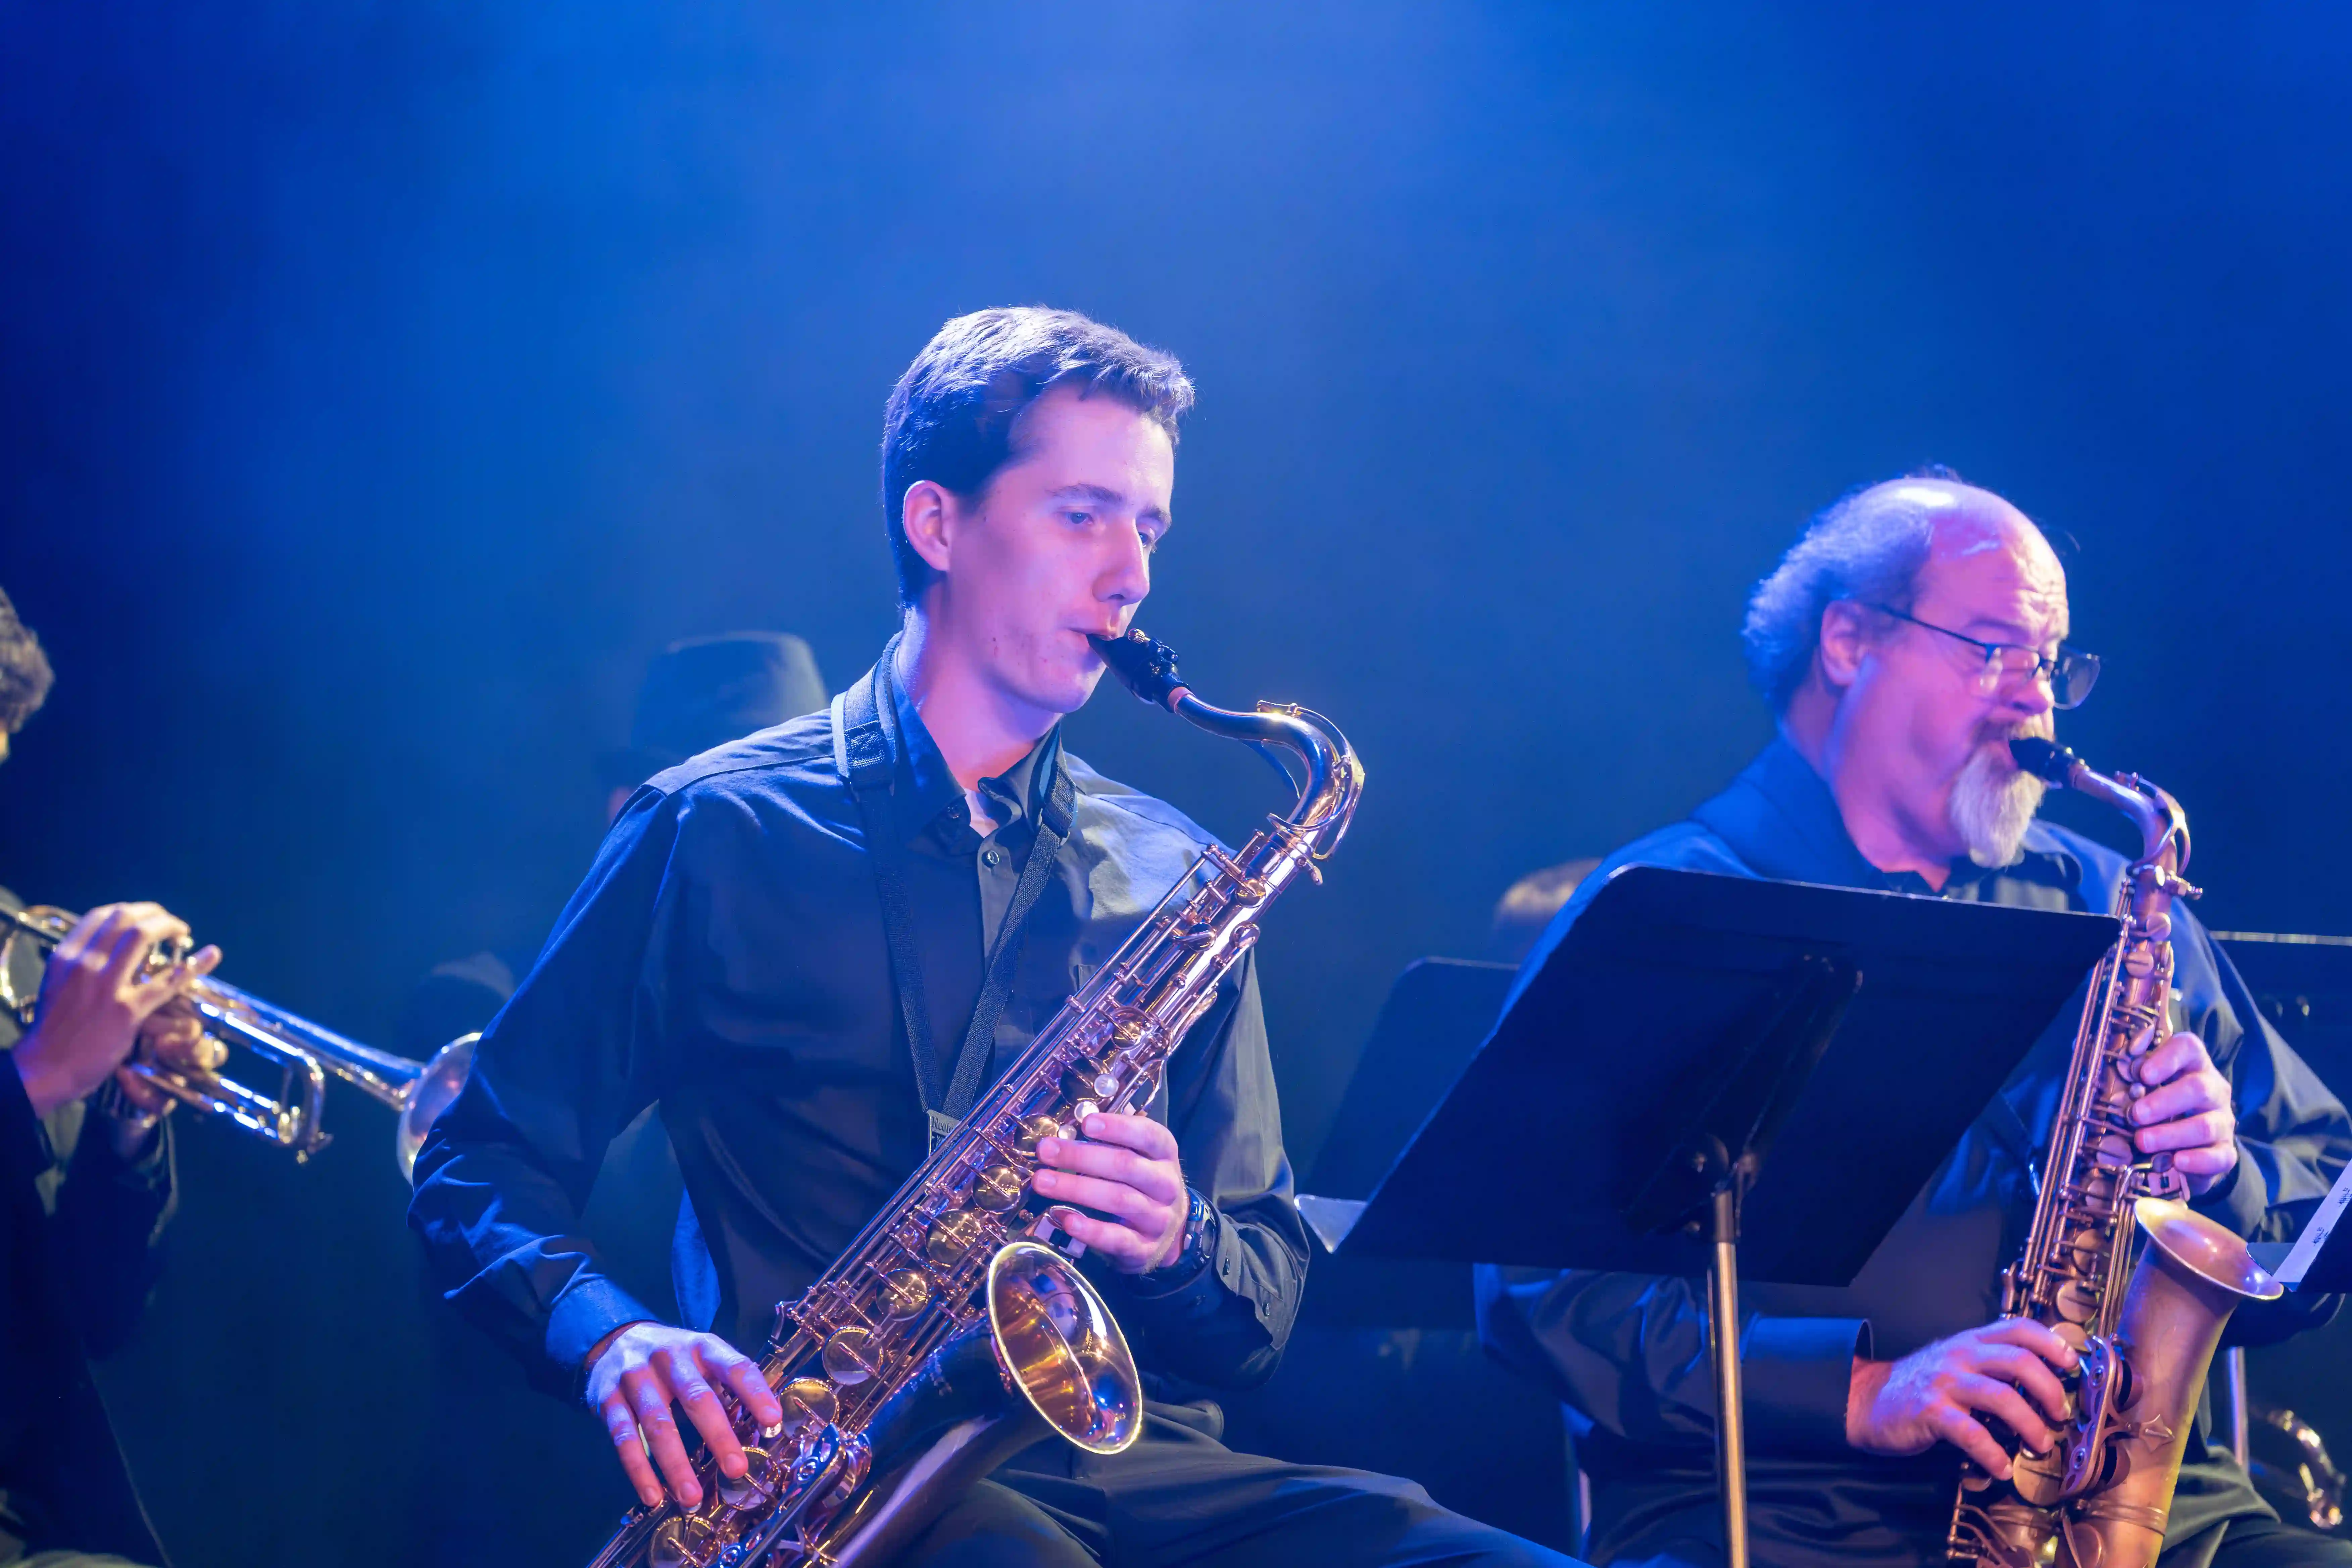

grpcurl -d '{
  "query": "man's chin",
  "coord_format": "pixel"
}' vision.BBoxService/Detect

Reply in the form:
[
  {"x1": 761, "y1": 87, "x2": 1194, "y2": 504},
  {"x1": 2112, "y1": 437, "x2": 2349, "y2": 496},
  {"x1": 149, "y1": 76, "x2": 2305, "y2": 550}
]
[
  {"x1": 1019, "y1": 663, "x2": 1105, "y2": 719},
  {"x1": 1950, "y1": 744, "x2": 2047, "y2": 868}
]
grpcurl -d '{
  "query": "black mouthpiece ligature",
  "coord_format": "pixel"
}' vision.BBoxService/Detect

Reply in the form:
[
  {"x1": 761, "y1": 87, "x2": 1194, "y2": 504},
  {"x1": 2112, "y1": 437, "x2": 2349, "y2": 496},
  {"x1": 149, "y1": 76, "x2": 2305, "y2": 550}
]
[
  {"x1": 2007, "y1": 737, "x2": 2079, "y2": 786},
  {"x1": 1089, "y1": 628, "x2": 1189, "y2": 710}
]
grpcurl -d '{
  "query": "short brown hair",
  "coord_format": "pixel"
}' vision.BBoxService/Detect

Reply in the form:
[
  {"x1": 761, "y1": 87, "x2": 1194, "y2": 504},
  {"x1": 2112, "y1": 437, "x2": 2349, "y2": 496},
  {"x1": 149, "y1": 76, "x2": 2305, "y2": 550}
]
[
  {"x1": 880, "y1": 307, "x2": 1194, "y2": 605},
  {"x1": 0, "y1": 586, "x2": 54, "y2": 735}
]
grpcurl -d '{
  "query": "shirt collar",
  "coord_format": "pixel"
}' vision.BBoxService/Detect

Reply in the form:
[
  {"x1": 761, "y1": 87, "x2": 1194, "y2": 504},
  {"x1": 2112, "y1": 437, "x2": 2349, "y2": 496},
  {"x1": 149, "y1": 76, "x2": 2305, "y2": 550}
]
[
  {"x1": 888, "y1": 672, "x2": 1063, "y2": 839},
  {"x1": 1695, "y1": 736, "x2": 2075, "y2": 896}
]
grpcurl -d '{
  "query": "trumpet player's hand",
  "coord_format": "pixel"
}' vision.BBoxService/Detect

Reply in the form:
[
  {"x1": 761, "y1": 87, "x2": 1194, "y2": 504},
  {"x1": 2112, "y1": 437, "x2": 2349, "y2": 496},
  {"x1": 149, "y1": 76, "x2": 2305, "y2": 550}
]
[
  {"x1": 101, "y1": 995, "x2": 228, "y2": 1158},
  {"x1": 586, "y1": 1321, "x2": 784, "y2": 1510},
  {"x1": 11, "y1": 903, "x2": 219, "y2": 1119},
  {"x1": 1033, "y1": 1111, "x2": 1188, "y2": 1273},
  {"x1": 1847, "y1": 1320, "x2": 2079, "y2": 1479},
  {"x1": 2129, "y1": 1027, "x2": 2238, "y2": 1196}
]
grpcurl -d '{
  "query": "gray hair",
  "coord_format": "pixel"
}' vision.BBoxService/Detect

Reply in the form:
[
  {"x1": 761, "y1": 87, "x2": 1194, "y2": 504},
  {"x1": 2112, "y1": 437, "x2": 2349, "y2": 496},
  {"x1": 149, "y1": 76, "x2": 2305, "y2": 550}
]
[{"x1": 1741, "y1": 476, "x2": 1951, "y2": 711}]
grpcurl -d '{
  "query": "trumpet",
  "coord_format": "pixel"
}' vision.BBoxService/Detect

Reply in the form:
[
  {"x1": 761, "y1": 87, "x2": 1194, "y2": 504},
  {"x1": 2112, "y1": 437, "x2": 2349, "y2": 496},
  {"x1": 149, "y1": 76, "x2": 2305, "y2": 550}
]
[{"x1": 2, "y1": 903, "x2": 474, "y2": 1179}]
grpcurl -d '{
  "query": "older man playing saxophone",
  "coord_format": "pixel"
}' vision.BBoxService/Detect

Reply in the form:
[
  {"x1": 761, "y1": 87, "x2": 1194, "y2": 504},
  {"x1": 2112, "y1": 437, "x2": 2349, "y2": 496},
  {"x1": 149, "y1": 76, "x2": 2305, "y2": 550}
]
[{"x1": 1479, "y1": 473, "x2": 2351, "y2": 1568}]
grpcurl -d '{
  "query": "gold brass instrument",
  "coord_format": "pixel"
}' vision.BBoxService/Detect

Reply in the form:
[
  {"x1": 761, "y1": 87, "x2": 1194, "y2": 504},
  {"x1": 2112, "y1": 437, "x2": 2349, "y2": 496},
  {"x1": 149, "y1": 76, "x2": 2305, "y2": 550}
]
[
  {"x1": 1, "y1": 903, "x2": 475, "y2": 1178},
  {"x1": 1949, "y1": 739, "x2": 2281, "y2": 1568},
  {"x1": 586, "y1": 628, "x2": 1364, "y2": 1568}
]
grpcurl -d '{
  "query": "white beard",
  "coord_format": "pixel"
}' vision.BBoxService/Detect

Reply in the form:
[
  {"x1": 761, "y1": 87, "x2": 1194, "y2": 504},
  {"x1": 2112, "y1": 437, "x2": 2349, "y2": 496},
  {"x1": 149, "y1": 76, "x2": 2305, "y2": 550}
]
[{"x1": 1950, "y1": 743, "x2": 2046, "y2": 868}]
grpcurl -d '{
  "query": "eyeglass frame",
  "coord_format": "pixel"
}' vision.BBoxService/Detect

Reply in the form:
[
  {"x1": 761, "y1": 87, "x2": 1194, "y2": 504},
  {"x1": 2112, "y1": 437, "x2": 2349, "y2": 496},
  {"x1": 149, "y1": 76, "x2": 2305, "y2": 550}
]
[{"x1": 1861, "y1": 603, "x2": 2101, "y2": 709}]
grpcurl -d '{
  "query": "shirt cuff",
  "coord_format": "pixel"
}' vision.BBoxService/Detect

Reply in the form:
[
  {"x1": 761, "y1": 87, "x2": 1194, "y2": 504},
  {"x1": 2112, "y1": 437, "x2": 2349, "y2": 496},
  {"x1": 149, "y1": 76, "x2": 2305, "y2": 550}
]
[
  {"x1": 547, "y1": 1272, "x2": 663, "y2": 1392},
  {"x1": 1741, "y1": 1314, "x2": 1871, "y2": 1455},
  {"x1": 2189, "y1": 1148, "x2": 2266, "y2": 1238}
]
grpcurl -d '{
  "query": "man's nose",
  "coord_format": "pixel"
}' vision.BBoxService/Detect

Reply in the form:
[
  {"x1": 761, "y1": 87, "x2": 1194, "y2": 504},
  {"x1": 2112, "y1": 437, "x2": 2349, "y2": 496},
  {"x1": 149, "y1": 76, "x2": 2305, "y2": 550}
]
[
  {"x1": 2008, "y1": 668, "x2": 2057, "y2": 719},
  {"x1": 1099, "y1": 521, "x2": 1151, "y2": 605}
]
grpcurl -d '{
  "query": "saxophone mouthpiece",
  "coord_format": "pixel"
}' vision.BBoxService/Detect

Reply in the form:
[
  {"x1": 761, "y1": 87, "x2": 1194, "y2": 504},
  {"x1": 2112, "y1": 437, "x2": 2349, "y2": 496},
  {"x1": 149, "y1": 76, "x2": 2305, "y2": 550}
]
[
  {"x1": 1089, "y1": 628, "x2": 1190, "y2": 712},
  {"x1": 2008, "y1": 736, "x2": 2080, "y2": 787}
]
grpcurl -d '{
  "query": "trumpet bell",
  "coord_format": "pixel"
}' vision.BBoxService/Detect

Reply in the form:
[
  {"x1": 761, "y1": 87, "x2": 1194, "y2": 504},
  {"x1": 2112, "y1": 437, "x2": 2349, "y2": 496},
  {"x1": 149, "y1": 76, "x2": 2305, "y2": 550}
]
[{"x1": 397, "y1": 1032, "x2": 477, "y2": 1182}]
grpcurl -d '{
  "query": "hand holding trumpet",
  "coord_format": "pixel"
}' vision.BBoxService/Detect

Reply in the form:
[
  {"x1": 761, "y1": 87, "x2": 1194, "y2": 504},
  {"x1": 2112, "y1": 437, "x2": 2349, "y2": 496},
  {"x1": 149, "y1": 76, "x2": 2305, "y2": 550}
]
[{"x1": 10, "y1": 902, "x2": 222, "y2": 1153}]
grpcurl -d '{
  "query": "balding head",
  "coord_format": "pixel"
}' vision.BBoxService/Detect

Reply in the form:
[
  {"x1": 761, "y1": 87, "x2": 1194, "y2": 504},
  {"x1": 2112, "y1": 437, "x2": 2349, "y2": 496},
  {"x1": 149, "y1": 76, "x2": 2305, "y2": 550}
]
[{"x1": 1744, "y1": 472, "x2": 2062, "y2": 711}]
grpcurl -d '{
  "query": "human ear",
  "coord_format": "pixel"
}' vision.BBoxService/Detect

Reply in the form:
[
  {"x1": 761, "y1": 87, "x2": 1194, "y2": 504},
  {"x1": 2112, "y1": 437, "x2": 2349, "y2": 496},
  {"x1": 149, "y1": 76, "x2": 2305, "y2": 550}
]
[
  {"x1": 900, "y1": 480, "x2": 957, "y2": 576},
  {"x1": 1815, "y1": 600, "x2": 1872, "y2": 692}
]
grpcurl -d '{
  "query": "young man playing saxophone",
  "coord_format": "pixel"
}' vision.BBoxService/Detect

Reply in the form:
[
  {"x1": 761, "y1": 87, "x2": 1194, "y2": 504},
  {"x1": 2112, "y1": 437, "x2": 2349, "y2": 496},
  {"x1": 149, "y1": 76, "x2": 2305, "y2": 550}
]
[
  {"x1": 411, "y1": 307, "x2": 1572, "y2": 1568},
  {"x1": 1477, "y1": 474, "x2": 2350, "y2": 1568}
]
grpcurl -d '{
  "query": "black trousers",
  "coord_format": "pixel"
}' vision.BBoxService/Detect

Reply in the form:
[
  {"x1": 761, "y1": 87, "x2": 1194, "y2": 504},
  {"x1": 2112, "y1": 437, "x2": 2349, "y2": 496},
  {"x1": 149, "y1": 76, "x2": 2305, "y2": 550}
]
[
  {"x1": 2165, "y1": 1515, "x2": 2352, "y2": 1568},
  {"x1": 902, "y1": 1402, "x2": 1580, "y2": 1568},
  {"x1": 1606, "y1": 1512, "x2": 2352, "y2": 1568}
]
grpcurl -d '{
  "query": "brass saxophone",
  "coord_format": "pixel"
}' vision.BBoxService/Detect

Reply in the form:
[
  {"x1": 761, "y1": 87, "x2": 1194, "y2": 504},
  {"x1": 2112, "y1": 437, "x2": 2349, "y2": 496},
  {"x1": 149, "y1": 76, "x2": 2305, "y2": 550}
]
[
  {"x1": 1949, "y1": 738, "x2": 2281, "y2": 1568},
  {"x1": 587, "y1": 629, "x2": 1364, "y2": 1568}
]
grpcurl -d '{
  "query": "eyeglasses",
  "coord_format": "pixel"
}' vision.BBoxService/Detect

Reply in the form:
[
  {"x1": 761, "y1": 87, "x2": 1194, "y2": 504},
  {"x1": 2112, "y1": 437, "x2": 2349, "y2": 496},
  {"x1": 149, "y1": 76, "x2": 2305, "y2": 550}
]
[{"x1": 1866, "y1": 604, "x2": 2101, "y2": 709}]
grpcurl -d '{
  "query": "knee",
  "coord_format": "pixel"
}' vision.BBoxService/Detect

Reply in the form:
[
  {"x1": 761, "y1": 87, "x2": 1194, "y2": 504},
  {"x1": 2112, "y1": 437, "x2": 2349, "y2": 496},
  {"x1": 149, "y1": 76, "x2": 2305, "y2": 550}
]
[{"x1": 1366, "y1": 1491, "x2": 1582, "y2": 1568}]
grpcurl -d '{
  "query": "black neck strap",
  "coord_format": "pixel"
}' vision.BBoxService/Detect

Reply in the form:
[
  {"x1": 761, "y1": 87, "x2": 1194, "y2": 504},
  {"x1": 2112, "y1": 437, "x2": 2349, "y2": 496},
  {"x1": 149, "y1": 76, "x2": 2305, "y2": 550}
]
[{"x1": 831, "y1": 638, "x2": 1076, "y2": 1151}]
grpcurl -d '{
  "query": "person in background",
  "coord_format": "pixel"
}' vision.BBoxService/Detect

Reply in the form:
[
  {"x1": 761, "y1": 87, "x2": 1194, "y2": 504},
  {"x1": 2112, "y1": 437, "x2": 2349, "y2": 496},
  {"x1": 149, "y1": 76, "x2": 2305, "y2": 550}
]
[
  {"x1": 0, "y1": 585, "x2": 219, "y2": 1568},
  {"x1": 1490, "y1": 859, "x2": 1602, "y2": 965},
  {"x1": 397, "y1": 631, "x2": 829, "y2": 1060}
]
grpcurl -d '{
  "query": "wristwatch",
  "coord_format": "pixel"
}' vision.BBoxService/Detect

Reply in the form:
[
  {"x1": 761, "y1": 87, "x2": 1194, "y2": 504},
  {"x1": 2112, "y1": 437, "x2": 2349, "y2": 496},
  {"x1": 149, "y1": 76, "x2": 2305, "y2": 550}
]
[{"x1": 1149, "y1": 1186, "x2": 1215, "y2": 1282}]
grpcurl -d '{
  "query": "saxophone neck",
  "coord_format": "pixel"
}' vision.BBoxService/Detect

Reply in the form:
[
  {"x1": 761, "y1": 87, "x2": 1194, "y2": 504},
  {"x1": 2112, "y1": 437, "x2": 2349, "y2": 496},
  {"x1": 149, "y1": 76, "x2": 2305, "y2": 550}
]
[
  {"x1": 2008, "y1": 737, "x2": 2192, "y2": 883},
  {"x1": 1091, "y1": 629, "x2": 1364, "y2": 849}
]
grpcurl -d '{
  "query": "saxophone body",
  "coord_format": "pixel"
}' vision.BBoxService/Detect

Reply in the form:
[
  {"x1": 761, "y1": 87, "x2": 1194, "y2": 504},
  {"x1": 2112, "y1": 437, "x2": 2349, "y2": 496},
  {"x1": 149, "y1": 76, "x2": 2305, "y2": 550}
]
[
  {"x1": 588, "y1": 629, "x2": 1364, "y2": 1568},
  {"x1": 1949, "y1": 739, "x2": 2280, "y2": 1568}
]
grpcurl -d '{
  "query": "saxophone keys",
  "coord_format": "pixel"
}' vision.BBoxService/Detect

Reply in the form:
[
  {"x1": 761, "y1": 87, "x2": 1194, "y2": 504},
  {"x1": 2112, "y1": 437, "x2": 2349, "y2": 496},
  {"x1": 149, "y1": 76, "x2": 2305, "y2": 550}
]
[
  {"x1": 777, "y1": 1377, "x2": 836, "y2": 1433},
  {"x1": 879, "y1": 1268, "x2": 934, "y2": 1319},
  {"x1": 649, "y1": 1514, "x2": 716, "y2": 1568},
  {"x1": 714, "y1": 1447, "x2": 776, "y2": 1509},
  {"x1": 973, "y1": 1165, "x2": 1027, "y2": 1213},
  {"x1": 820, "y1": 1325, "x2": 879, "y2": 1385},
  {"x1": 926, "y1": 1208, "x2": 987, "y2": 1269},
  {"x1": 1070, "y1": 1099, "x2": 1101, "y2": 1130},
  {"x1": 1013, "y1": 1114, "x2": 1060, "y2": 1156}
]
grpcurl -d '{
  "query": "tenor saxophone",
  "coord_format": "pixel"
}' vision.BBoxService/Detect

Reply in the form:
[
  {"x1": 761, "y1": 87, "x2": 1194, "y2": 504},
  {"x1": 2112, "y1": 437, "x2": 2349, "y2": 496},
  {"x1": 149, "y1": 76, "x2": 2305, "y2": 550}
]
[
  {"x1": 1949, "y1": 738, "x2": 2280, "y2": 1568},
  {"x1": 587, "y1": 629, "x2": 1364, "y2": 1568}
]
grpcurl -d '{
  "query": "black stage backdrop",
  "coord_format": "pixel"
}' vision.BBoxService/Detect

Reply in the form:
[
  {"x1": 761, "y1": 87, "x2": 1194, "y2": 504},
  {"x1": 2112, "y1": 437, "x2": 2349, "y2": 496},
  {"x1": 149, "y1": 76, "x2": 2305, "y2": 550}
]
[{"x1": 3, "y1": 6, "x2": 2349, "y2": 1565}]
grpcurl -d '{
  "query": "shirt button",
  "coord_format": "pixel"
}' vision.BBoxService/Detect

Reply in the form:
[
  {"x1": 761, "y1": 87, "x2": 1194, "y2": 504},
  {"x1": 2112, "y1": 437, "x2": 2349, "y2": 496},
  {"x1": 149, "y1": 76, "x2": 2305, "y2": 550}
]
[{"x1": 982, "y1": 847, "x2": 1003, "y2": 868}]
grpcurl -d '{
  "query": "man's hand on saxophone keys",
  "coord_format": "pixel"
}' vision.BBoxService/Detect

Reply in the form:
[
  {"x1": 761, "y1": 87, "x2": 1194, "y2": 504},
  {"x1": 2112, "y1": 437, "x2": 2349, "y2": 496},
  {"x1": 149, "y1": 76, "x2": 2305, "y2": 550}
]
[
  {"x1": 1033, "y1": 1111, "x2": 1190, "y2": 1274},
  {"x1": 585, "y1": 1321, "x2": 786, "y2": 1511},
  {"x1": 1846, "y1": 1320, "x2": 2080, "y2": 1478},
  {"x1": 2127, "y1": 1028, "x2": 2238, "y2": 1195}
]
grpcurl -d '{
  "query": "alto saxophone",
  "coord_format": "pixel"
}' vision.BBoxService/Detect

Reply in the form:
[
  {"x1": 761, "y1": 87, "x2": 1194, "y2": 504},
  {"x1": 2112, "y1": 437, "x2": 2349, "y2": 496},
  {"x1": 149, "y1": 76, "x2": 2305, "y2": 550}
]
[
  {"x1": 587, "y1": 629, "x2": 1364, "y2": 1568},
  {"x1": 1949, "y1": 738, "x2": 2280, "y2": 1568}
]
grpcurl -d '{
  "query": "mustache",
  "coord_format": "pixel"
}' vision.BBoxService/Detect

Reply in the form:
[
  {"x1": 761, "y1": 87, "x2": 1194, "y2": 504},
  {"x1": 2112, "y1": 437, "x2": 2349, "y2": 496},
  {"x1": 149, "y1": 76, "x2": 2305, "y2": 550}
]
[{"x1": 1979, "y1": 715, "x2": 2054, "y2": 751}]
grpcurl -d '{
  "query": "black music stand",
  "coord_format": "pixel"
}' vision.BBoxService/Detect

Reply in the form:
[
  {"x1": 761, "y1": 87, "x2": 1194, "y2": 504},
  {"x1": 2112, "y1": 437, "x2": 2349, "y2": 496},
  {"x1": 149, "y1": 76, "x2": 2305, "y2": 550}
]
[
  {"x1": 1299, "y1": 958, "x2": 1517, "y2": 1328},
  {"x1": 1301, "y1": 866, "x2": 2120, "y2": 1568}
]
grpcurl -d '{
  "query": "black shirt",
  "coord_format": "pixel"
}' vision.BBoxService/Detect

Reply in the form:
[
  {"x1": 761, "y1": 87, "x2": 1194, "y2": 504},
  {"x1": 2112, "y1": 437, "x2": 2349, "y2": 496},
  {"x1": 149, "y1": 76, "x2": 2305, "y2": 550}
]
[
  {"x1": 1475, "y1": 739, "x2": 2351, "y2": 1568},
  {"x1": 408, "y1": 658, "x2": 1308, "y2": 1398}
]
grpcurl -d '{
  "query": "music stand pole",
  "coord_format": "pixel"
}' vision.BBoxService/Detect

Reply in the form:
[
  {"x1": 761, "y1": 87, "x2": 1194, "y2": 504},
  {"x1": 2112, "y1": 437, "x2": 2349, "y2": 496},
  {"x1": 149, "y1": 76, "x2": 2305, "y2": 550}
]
[{"x1": 1708, "y1": 1180, "x2": 1749, "y2": 1568}]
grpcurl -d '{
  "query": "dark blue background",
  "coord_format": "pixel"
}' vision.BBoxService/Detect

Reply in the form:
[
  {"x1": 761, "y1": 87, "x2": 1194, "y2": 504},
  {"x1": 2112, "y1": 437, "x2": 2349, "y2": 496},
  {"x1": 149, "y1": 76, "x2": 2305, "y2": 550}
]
[{"x1": 3, "y1": 5, "x2": 2347, "y2": 1564}]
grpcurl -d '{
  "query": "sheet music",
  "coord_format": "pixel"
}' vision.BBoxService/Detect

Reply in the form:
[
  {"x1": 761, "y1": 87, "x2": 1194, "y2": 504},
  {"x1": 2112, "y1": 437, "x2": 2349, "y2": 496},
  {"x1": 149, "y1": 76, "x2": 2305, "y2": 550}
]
[{"x1": 2277, "y1": 1155, "x2": 2352, "y2": 1289}]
